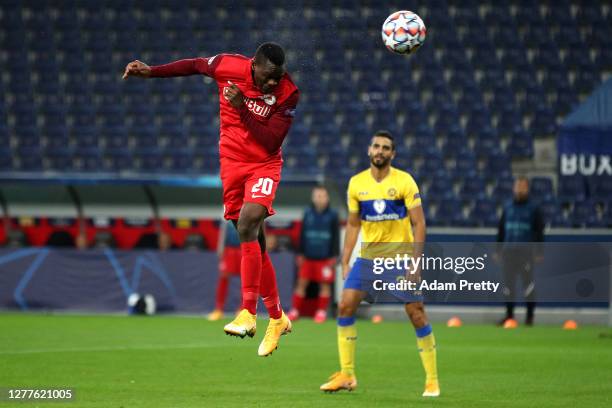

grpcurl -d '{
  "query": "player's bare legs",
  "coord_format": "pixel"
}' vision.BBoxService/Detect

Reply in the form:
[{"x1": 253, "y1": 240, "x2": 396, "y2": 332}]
[
  {"x1": 320, "y1": 288, "x2": 363, "y2": 392},
  {"x1": 236, "y1": 202, "x2": 267, "y2": 242},
  {"x1": 405, "y1": 302, "x2": 439, "y2": 397},
  {"x1": 338, "y1": 288, "x2": 363, "y2": 318},
  {"x1": 405, "y1": 302, "x2": 428, "y2": 328}
]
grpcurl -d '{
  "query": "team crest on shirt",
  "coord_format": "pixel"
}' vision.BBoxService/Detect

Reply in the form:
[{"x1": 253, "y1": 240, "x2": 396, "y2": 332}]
[
  {"x1": 373, "y1": 199, "x2": 386, "y2": 214},
  {"x1": 261, "y1": 94, "x2": 277, "y2": 105},
  {"x1": 387, "y1": 187, "x2": 397, "y2": 198}
]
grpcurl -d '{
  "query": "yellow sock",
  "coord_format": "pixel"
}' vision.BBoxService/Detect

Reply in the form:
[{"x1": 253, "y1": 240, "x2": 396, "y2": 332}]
[
  {"x1": 337, "y1": 318, "x2": 357, "y2": 376},
  {"x1": 416, "y1": 325, "x2": 438, "y2": 383}
]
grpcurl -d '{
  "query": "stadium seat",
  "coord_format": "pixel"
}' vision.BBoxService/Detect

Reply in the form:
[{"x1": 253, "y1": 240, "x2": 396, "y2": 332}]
[
  {"x1": 471, "y1": 198, "x2": 499, "y2": 227},
  {"x1": 530, "y1": 177, "x2": 554, "y2": 201},
  {"x1": 435, "y1": 199, "x2": 463, "y2": 227},
  {"x1": 571, "y1": 201, "x2": 599, "y2": 228},
  {"x1": 459, "y1": 174, "x2": 487, "y2": 202}
]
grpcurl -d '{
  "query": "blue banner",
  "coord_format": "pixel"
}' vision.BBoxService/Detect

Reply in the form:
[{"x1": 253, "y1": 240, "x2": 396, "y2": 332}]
[
  {"x1": 558, "y1": 127, "x2": 612, "y2": 177},
  {"x1": 558, "y1": 78, "x2": 612, "y2": 177},
  {"x1": 0, "y1": 249, "x2": 295, "y2": 313}
]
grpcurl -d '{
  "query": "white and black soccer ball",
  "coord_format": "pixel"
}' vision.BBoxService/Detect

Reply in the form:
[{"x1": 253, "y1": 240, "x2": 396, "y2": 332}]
[
  {"x1": 382, "y1": 10, "x2": 427, "y2": 55},
  {"x1": 127, "y1": 293, "x2": 157, "y2": 316}
]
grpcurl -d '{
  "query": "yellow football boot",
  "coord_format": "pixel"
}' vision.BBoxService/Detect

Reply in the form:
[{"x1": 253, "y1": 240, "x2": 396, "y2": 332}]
[
  {"x1": 320, "y1": 371, "x2": 357, "y2": 392},
  {"x1": 257, "y1": 311, "x2": 292, "y2": 356},
  {"x1": 206, "y1": 309, "x2": 223, "y2": 321},
  {"x1": 422, "y1": 380, "x2": 440, "y2": 397},
  {"x1": 223, "y1": 309, "x2": 256, "y2": 338}
]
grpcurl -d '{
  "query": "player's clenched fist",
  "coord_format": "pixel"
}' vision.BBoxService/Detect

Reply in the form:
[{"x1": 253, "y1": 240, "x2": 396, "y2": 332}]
[
  {"x1": 122, "y1": 60, "x2": 151, "y2": 79},
  {"x1": 223, "y1": 82, "x2": 245, "y2": 108}
]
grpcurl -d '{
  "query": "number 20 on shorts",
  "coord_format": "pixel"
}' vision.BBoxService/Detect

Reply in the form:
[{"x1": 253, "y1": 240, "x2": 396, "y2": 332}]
[{"x1": 251, "y1": 177, "x2": 273, "y2": 196}]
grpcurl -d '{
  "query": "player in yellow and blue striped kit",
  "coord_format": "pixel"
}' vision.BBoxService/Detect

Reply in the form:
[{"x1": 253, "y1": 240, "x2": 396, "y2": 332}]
[{"x1": 320, "y1": 130, "x2": 439, "y2": 397}]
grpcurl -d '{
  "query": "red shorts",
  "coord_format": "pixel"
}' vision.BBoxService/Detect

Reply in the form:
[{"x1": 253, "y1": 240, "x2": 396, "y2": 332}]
[
  {"x1": 219, "y1": 246, "x2": 241, "y2": 276},
  {"x1": 298, "y1": 258, "x2": 336, "y2": 283},
  {"x1": 220, "y1": 157, "x2": 282, "y2": 220}
]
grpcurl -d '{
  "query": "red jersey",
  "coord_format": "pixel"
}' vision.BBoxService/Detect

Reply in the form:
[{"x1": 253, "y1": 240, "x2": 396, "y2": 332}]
[{"x1": 150, "y1": 54, "x2": 299, "y2": 163}]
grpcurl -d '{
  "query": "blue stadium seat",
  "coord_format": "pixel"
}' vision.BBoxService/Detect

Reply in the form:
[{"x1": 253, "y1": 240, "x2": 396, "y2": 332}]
[
  {"x1": 103, "y1": 126, "x2": 129, "y2": 151},
  {"x1": 104, "y1": 150, "x2": 133, "y2": 172},
  {"x1": 435, "y1": 198, "x2": 463, "y2": 227},
  {"x1": 459, "y1": 175, "x2": 486, "y2": 202},
  {"x1": 13, "y1": 125, "x2": 41, "y2": 149},
  {"x1": 571, "y1": 201, "x2": 598, "y2": 227},
  {"x1": 0, "y1": 147, "x2": 12, "y2": 171},
  {"x1": 73, "y1": 142, "x2": 99, "y2": 167},
  {"x1": 591, "y1": 177, "x2": 612, "y2": 201},
  {"x1": 483, "y1": 151, "x2": 511, "y2": 177},
  {"x1": 492, "y1": 176, "x2": 514, "y2": 202},
  {"x1": 72, "y1": 126, "x2": 100, "y2": 149},
  {"x1": 135, "y1": 151, "x2": 163, "y2": 172},
  {"x1": 530, "y1": 177, "x2": 554, "y2": 201},
  {"x1": 471, "y1": 198, "x2": 499, "y2": 227},
  {"x1": 17, "y1": 150, "x2": 43, "y2": 171},
  {"x1": 165, "y1": 150, "x2": 193, "y2": 173},
  {"x1": 604, "y1": 206, "x2": 612, "y2": 228},
  {"x1": 46, "y1": 148, "x2": 75, "y2": 172},
  {"x1": 507, "y1": 130, "x2": 534, "y2": 158},
  {"x1": 426, "y1": 177, "x2": 454, "y2": 201}
]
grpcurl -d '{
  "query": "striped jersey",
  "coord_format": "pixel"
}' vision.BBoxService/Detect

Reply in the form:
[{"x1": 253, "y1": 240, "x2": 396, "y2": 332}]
[{"x1": 347, "y1": 167, "x2": 421, "y2": 250}]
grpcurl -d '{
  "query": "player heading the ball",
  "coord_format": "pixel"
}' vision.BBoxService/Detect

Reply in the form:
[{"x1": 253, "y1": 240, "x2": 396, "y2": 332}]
[{"x1": 123, "y1": 42, "x2": 299, "y2": 357}]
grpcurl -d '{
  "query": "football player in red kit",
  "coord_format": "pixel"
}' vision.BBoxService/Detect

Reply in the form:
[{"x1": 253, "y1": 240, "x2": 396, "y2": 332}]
[{"x1": 123, "y1": 43, "x2": 298, "y2": 356}]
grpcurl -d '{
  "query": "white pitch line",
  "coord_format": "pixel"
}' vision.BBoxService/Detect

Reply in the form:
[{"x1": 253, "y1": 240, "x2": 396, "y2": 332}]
[{"x1": 0, "y1": 343, "x2": 223, "y2": 355}]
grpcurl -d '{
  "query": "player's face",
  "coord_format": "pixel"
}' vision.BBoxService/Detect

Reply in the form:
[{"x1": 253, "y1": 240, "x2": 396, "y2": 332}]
[
  {"x1": 368, "y1": 136, "x2": 395, "y2": 169},
  {"x1": 312, "y1": 188, "x2": 329, "y2": 210},
  {"x1": 252, "y1": 60, "x2": 285, "y2": 94},
  {"x1": 513, "y1": 179, "x2": 529, "y2": 201}
]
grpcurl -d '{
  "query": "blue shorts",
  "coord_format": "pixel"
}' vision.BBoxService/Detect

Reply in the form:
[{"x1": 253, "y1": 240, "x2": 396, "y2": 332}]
[{"x1": 344, "y1": 257, "x2": 423, "y2": 304}]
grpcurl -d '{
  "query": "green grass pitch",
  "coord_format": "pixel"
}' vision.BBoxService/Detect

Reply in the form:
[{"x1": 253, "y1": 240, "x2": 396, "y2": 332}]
[{"x1": 1, "y1": 313, "x2": 611, "y2": 407}]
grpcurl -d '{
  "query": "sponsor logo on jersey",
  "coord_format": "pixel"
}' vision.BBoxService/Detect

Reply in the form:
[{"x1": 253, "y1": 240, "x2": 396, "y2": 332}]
[
  {"x1": 365, "y1": 213, "x2": 401, "y2": 221},
  {"x1": 244, "y1": 98, "x2": 272, "y2": 117}
]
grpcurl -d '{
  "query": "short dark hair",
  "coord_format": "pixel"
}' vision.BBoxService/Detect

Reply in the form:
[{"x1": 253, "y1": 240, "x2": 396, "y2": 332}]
[
  {"x1": 255, "y1": 42, "x2": 285, "y2": 66},
  {"x1": 372, "y1": 129, "x2": 395, "y2": 150}
]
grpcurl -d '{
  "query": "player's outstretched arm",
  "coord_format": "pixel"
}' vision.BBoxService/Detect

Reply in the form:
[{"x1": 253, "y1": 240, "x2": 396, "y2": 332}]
[
  {"x1": 341, "y1": 212, "x2": 361, "y2": 279},
  {"x1": 123, "y1": 57, "x2": 218, "y2": 80},
  {"x1": 122, "y1": 60, "x2": 151, "y2": 79}
]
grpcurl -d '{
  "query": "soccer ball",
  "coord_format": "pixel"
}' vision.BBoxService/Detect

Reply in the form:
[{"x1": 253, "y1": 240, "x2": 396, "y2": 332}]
[{"x1": 381, "y1": 10, "x2": 426, "y2": 55}]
